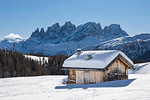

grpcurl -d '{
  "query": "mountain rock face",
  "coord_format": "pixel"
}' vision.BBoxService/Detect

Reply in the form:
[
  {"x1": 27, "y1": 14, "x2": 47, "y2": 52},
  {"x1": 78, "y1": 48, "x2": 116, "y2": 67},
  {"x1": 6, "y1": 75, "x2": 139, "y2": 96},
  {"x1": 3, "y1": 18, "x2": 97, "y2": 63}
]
[
  {"x1": 103, "y1": 24, "x2": 128, "y2": 39},
  {"x1": 83, "y1": 33, "x2": 150, "y2": 62},
  {"x1": 12, "y1": 21, "x2": 128, "y2": 55},
  {"x1": 30, "y1": 22, "x2": 76, "y2": 43},
  {"x1": 29, "y1": 21, "x2": 128, "y2": 43},
  {"x1": 67, "y1": 22, "x2": 104, "y2": 42},
  {"x1": 1, "y1": 21, "x2": 150, "y2": 62}
]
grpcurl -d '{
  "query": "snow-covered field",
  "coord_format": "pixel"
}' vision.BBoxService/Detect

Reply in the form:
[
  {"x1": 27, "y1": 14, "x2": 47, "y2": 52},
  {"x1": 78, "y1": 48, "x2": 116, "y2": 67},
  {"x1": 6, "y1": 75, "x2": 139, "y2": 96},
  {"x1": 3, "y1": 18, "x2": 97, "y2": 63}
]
[{"x1": 1, "y1": 62, "x2": 150, "y2": 100}]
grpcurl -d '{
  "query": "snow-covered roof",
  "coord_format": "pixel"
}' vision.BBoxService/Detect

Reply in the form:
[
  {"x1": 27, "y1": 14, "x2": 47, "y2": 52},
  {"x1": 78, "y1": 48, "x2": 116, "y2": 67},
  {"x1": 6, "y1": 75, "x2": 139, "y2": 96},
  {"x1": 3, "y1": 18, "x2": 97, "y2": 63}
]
[{"x1": 63, "y1": 50, "x2": 133, "y2": 69}]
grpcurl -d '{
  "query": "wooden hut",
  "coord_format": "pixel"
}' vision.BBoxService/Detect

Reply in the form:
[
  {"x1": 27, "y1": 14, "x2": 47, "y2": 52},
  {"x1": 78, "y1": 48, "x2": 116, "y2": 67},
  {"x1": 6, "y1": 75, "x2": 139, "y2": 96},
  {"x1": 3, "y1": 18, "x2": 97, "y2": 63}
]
[{"x1": 62, "y1": 50, "x2": 134, "y2": 84}]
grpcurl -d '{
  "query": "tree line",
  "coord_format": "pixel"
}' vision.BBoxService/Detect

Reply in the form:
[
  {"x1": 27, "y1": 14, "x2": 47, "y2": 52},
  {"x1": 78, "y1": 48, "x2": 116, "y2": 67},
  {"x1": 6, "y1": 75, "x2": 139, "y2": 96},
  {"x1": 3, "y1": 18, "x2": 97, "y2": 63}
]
[{"x1": 0, "y1": 50, "x2": 68, "y2": 78}]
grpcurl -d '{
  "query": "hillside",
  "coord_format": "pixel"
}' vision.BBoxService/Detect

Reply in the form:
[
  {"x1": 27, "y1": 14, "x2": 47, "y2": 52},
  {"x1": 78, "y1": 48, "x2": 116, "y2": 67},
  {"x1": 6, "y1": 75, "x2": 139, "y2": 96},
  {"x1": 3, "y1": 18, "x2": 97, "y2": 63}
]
[
  {"x1": 0, "y1": 22, "x2": 150, "y2": 62},
  {"x1": 0, "y1": 22, "x2": 128, "y2": 55},
  {"x1": 83, "y1": 33, "x2": 150, "y2": 61},
  {"x1": 0, "y1": 62, "x2": 150, "y2": 100}
]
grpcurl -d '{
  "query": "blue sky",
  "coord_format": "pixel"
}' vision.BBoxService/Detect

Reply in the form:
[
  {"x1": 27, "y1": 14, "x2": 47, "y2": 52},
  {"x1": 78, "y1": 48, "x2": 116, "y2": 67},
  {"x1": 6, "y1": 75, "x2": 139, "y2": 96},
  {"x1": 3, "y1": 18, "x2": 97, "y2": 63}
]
[{"x1": 0, "y1": 0, "x2": 150, "y2": 39}]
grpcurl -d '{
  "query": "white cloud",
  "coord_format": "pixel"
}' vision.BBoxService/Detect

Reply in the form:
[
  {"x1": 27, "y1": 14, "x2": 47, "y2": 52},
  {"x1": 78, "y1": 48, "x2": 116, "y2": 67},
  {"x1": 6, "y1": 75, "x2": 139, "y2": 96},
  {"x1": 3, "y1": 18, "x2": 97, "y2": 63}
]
[{"x1": 5, "y1": 33, "x2": 23, "y2": 39}]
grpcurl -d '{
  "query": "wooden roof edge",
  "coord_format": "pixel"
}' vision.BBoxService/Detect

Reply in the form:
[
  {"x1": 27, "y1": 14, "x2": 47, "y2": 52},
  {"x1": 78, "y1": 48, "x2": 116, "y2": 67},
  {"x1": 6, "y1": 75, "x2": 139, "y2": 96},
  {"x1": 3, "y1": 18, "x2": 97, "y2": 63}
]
[
  {"x1": 62, "y1": 54, "x2": 134, "y2": 71},
  {"x1": 118, "y1": 54, "x2": 134, "y2": 69},
  {"x1": 104, "y1": 54, "x2": 134, "y2": 70},
  {"x1": 61, "y1": 67, "x2": 104, "y2": 71}
]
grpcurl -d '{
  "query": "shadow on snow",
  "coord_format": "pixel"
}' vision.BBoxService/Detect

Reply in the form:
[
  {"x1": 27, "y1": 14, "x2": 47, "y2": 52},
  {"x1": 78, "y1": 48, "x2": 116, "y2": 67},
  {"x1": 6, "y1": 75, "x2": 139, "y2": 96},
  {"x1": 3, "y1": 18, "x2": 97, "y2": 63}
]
[{"x1": 55, "y1": 79, "x2": 136, "y2": 89}]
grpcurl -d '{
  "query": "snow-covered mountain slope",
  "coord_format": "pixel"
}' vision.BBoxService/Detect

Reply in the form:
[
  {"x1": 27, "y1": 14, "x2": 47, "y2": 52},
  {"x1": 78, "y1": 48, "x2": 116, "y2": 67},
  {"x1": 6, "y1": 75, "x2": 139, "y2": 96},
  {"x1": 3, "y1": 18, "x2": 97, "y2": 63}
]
[
  {"x1": 0, "y1": 33, "x2": 25, "y2": 50},
  {"x1": 10, "y1": 22, "x2": 128, "y2": 55},
  {"x1": 0, "y1": 22, "x2": 129, "y2": 56},
  {"x1": 0, "y1": 62, "x2": 150, "y2": 100},
  {"x1": 0, "y1": 22, "x2": 150, "y2": 62},
  {"x1": 14, "y1": 36, "x2": 102, "y2": 55},
  {"x1": 83, "y1": 33, "x2": 150, "y2": 61}
]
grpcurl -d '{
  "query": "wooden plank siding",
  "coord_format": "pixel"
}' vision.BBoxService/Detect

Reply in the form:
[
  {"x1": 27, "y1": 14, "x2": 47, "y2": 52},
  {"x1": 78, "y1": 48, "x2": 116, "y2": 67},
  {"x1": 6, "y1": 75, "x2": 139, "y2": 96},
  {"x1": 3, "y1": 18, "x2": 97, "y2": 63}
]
[
  {"x1": 75, "y1": 70, "x2": 104, "y2": 84},
  {"x1": 76, "y1": 71, "x2": 84, "y2": 84},
  {"x1": 95, "y1": 71, "x2": 104, "y2": 83},
  {"x1": 104, "y1": 59, "x2": 128, "y2": 81},
  {"x1": 84, "y1": 71, "x2": 90, "y2": 84},
  {"x1": 90, "y1": 71, "x2": 96, "y2": 83},
  {"x1": 67, "y1": 59, "x2": 129, "y2": 84}
]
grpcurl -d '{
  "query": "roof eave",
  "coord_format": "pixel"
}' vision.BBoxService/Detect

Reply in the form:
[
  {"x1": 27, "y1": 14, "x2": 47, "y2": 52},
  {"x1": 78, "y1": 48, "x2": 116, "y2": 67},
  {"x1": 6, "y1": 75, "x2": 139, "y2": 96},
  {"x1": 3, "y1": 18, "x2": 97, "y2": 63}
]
[
  {"x1": 61, "y1": 67, "x2": 104, "y2": 71},
  {"x1": 61, "y1": 54, "x2": 134, "y2": 71}
]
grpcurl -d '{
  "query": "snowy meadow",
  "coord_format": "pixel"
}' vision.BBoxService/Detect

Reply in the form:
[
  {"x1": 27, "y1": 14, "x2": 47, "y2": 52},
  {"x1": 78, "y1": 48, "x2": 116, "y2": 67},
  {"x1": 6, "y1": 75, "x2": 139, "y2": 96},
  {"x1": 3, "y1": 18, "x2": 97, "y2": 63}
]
[{"x1": 0, "y1": 62, "x2": 150, "y2": 100}]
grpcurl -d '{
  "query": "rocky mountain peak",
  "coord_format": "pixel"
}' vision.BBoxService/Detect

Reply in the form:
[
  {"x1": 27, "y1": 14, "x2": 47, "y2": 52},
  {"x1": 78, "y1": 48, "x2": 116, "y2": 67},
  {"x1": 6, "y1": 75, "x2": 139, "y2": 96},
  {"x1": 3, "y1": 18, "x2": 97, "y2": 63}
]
[
  {"x1": 1, "y1": 22, "x2": 150, "y2": 62},
  {"x1": 68, "y1": 22, "x2": 104, "y2": 42},
  {"x1": 51, "y1": 23, "x2": 60, "y2": 29},
  {"x1": 35, "y1": 28, "x2": 40, "y2": 33},
  {"x1": 103, "y1": 24, "x2": 128, "y2": 39},
  {"x1": 29, "y1": 22, "x2": 129, "y2": 43},
  {"x1": 40, "y1": 28, "x2": 45, "y2": 33},
  {"x1": 63, "y1": 21, "x2": 75, "y2": 27},
  {"x1": 30, "y1": 28, "x2": 40, "y2": 38},
  {"x1": 60, "y1": 21, "x2": 76, "y2": 38}
]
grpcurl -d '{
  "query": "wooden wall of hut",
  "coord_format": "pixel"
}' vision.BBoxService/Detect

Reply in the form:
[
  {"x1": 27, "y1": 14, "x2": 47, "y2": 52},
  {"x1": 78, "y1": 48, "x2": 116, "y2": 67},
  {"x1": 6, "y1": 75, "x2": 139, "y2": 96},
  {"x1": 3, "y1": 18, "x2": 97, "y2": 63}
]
[
  {"x1": 67, "y1": 59, "x2": 129, "y2": 84},
  {"x1": 104, "y1": 59, "x2": 128, "y2": 81}
]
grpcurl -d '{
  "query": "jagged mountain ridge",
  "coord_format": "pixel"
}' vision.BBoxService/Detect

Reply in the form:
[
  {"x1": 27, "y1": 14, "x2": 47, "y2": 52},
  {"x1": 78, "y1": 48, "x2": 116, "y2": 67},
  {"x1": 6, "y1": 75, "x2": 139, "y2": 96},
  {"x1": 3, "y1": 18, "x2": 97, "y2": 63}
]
[
  {"x1": 30, "y1": 21, "x2": 128, "y2": 43},
  {"x1": 0, "y1": 21, "x2": 150, "y2": 62},
  {"x1": 9, "y1": 21, "x2": 128, "y2": 55}
]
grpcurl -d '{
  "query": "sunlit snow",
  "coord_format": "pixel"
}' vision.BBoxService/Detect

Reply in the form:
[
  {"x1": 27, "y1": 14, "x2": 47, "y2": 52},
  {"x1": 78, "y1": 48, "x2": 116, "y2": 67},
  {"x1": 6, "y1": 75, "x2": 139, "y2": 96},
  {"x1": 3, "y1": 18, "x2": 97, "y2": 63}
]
[{"x1": 0, "y1": 62, "x2": 150, "y2": 100}]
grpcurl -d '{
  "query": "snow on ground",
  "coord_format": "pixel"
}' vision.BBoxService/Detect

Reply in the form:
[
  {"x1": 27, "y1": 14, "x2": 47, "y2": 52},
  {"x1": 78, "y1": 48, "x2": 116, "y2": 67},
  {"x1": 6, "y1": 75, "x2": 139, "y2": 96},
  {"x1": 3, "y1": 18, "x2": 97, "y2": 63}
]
[
  {"x1": 1, "y1": 62, "x2": 150, "y2": 100},
  {"x1": 130, "y1": 62, "x2": 150, "y2": 74}
]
